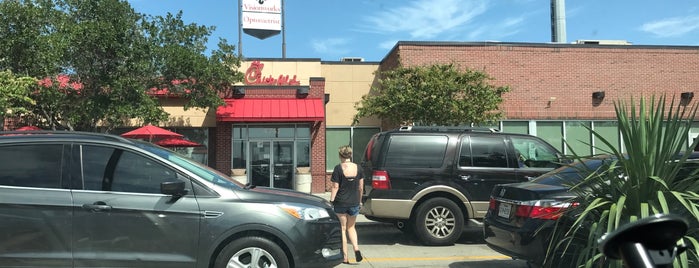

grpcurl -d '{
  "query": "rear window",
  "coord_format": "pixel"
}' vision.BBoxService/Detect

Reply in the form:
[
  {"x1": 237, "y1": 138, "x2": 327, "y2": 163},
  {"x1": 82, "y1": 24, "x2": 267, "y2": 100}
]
[
  {"x1": 532, "y1": 158, "x2": 606, "y2": 186},
  {"x1": 0, "y1": 144, "x2": 64, "y2": 188},
  {"x1": 363, "y1": 134, "x2": 378, "y2": 164},
  {"x1": 384, "y1": 135, "x2": 448, "y2": 168}
]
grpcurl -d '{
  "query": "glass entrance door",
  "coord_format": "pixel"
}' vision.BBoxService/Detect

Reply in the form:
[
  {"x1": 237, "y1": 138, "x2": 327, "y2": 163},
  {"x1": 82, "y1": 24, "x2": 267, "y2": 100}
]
[
  {"x1": 272, "y1": 141, "x2": 294, "y2": 189},
  {"x1": 248, "y1": 140, "x2": 294, "y2": 189}
]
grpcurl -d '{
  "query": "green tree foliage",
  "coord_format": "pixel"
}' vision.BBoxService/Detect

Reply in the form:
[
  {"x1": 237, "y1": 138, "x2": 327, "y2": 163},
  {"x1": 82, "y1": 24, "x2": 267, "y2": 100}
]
[
  {"x1": 0, "y1": 0, "x2": 66, "y2": 76},
  {"x1": 353, "y1": 63, "x2": 510, "y2": 126},
  {"x1": 546, "y1": 95, "x2": 699, "y2": 267},
  {"x1": 0, "y1": 0, "x2": 243, "y2": 131},
  {"x1": 0, "y1": 71, "x2": 36, "y2": 121}
]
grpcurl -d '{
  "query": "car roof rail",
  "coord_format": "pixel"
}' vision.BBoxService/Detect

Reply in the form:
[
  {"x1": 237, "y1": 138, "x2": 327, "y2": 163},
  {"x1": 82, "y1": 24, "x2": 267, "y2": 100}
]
[
  {"x1": 0, "y1": 130, "x2": 132, "y2": 142},
  {"x1": 398, "y1": 126, "x2": 500, "y2": 133}
]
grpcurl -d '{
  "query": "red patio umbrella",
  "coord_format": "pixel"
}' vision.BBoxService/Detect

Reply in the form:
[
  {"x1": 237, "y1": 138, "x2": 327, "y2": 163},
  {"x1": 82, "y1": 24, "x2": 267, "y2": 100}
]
[
  {"x1": 120, "y1": 125, "x2": 183, "y2": 141},
  {"x1": 15, "y1": 126, "x2": 41, "y2": 131},
  {"x1": 154, "y1": 137, "x2": 202, "y2": 147}
]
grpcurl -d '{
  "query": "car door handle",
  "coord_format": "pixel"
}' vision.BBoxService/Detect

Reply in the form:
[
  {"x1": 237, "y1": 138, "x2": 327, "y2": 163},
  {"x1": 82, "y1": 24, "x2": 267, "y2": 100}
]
[
  {"x1": 524, "y1": 176, "x2": 536, "y2": 181},
  {"x1": 82, "y1": 202, "x2": 112, "y2": 212},
  {"x1": 460, "y1": 175, "x2": 471, "y2": 181}
]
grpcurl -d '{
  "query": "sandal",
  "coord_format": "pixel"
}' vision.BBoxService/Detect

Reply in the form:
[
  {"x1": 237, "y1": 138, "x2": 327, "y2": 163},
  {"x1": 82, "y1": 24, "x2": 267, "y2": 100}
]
[{"x1": 355, "y1": 250, "x2": 363, "y2": 262}]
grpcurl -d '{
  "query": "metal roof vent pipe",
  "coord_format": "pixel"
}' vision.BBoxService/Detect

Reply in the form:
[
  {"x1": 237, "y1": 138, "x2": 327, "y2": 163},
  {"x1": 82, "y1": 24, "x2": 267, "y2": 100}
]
[{"x1": 551, "y1": 0, "x2": 567, "y2": 43}]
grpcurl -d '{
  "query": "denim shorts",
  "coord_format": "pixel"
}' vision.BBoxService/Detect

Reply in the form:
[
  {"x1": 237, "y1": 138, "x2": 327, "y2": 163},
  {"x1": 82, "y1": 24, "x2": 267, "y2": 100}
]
[{"x1": 333, "y1": 205, "x2": 361, "y2": 216}]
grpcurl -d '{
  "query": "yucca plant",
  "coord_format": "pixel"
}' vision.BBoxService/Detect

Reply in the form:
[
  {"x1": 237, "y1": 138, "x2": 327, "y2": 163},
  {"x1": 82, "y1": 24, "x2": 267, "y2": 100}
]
[{"x1": 544, "y1": 95, "x2": 699, "y2": 268}]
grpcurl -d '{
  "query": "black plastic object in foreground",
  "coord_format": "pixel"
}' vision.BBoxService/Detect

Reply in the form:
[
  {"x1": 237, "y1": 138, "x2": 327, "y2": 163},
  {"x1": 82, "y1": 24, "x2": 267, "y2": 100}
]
[{"x1": 598, "y1": 214, "x2": 688, "y2": 268}]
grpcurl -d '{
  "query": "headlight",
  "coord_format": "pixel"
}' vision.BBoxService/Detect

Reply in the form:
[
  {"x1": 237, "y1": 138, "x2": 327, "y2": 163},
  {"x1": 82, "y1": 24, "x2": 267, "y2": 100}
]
[{"x1": 279, "y1": 203, "x2": 331, "y2": 220}]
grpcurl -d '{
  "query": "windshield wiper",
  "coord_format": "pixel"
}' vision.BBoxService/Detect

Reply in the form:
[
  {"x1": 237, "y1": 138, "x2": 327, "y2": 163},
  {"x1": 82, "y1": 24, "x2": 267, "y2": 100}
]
[{"x1": 244, "y1": 182, "x2": 256, "y2": 190}]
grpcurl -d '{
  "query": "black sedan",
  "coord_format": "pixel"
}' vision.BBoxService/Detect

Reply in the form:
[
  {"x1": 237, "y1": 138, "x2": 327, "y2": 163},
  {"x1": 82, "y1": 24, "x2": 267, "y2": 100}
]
[{"x1": 483, "y1": 153, "x2": 699, "y2": 267}]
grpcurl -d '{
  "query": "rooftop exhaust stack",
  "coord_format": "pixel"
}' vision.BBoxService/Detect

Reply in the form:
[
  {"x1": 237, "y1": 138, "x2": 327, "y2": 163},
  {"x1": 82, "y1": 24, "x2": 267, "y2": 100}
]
[{"x1": 551, "y1": 0, "x2": 567, "y2": 43}]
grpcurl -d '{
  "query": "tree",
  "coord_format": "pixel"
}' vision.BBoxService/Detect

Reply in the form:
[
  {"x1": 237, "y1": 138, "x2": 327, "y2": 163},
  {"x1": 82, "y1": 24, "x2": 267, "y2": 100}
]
[
  {"x1": 353, "y1": 63, "x2": 510, "y2": 126},
  {"x1": 0, "y1": 71, "x2": 36, "y2": 128},
  {"x1": 0, "y1": 0, "x2": 66, "y2": 77},
  {"x1": 0, "y1": 0, "x2": 243, "y2": 131}
]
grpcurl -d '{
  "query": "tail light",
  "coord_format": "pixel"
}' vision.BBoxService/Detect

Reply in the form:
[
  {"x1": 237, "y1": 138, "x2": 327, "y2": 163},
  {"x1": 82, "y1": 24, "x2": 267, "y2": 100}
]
[
  {"x1": 489, "y1": 198, "x2": 496, "y2": 210},
  {"x1": 514, "y1": 200, "x2": 578, "y2": 220},
  {"x1": 371, "y1": 170, "x2": 391, "y2": 190}
]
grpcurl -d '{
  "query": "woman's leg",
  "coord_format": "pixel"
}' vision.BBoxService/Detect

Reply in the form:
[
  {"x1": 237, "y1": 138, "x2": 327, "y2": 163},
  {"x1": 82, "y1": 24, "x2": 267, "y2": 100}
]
[
  {"x1": 337, "y1": 213, "x2": 349, "y2": 262},
  {"x1": 346, "y1": 214, "x2": 361, "y2": 261}
]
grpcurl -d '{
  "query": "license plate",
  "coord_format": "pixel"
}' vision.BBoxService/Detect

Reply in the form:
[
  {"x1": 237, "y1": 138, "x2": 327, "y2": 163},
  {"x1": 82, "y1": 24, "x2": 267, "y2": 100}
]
[{"x1": 498, "y1": 203, "x2": 512, "y2": 218}]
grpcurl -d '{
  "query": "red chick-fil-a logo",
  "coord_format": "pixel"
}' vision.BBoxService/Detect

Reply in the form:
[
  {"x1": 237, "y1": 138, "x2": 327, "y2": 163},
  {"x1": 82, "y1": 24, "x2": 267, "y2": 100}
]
[{"x1": 244, "y1": 61, "x2": 301, "y2": 86}]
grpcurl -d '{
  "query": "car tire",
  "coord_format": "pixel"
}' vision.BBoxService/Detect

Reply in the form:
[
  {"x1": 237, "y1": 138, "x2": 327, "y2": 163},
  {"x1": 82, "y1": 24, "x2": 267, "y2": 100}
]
[
  {"x1": 215, "y1": 236, "x2": 290, "y2": 268},
  {"x1": 413, "y1": 197, "x2": 464, "y2": 246}
]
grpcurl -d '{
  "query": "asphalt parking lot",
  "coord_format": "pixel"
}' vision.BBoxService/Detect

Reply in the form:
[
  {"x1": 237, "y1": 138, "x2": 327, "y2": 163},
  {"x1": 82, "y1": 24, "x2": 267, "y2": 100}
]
[{"x1": 314, "y1": 193, "x2": 529, "y2": 268}]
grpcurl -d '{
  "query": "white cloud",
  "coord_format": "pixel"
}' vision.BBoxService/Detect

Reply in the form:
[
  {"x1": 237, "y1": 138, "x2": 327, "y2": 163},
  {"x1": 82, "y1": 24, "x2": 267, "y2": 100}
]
[
  {"x1": 311, "y1": 38, "x2": 351, "y2": 55},
  {"x1": 640, "y1": 16, "x2": 699, "y2": 38},
  {"x1": 360, "y1": 0, "x2": 489, "y2": 39},
  {"x1": 468, "y1": 16, "x2": 525, "y2": 40}
]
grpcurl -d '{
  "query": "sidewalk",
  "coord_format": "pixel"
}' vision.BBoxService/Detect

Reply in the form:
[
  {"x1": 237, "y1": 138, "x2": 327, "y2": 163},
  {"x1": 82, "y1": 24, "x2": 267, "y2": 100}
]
[{"x1": 313, "y1": 192, "x2": 377, "y2": 224}]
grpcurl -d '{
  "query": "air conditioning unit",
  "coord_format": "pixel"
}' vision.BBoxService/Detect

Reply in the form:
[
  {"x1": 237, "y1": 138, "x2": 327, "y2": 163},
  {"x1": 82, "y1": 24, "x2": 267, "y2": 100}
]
[
  {"x1": 575, "y1": 40, "x2": 631, "y2": 45},
  {"x1": 341, "y1": 57, "x2": 364, "y2": 62}
]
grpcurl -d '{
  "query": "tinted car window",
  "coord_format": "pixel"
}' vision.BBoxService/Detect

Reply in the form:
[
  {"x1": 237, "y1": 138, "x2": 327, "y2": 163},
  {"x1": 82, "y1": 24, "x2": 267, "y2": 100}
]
[
  {"x1": 80, "y1": 145, "x2": 178, "y2": 194},
  {"x1": 0, "y1": 144, "x2": 63, "y2": 188},
  {"x1": 467, "y1": 136, "x2": 508, "y2": 168},
  {"x1": 385, "y1": 135, "x2": 447, "y2": 168},
  {"x1": 78, "y1": 145, "x2": 113, "y2": 190}
]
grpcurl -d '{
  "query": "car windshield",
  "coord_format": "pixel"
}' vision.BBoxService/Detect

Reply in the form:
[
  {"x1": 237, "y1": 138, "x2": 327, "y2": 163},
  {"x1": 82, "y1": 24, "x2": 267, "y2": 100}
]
[{"x1": 135, "y1": 140, "x2": 244, "y2": 189}]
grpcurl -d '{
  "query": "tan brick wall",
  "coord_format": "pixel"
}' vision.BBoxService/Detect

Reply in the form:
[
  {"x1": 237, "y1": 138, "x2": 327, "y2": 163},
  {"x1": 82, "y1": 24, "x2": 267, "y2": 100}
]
[{"x1": 321, "y1": 63, "x2": 382, "y2": 127}]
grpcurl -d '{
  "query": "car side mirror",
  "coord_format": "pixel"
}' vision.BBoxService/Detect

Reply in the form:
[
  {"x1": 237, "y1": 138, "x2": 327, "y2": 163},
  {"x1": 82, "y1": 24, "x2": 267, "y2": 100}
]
[{"x1": 161, "y1": 181, "x2": 188, "y2": 197}]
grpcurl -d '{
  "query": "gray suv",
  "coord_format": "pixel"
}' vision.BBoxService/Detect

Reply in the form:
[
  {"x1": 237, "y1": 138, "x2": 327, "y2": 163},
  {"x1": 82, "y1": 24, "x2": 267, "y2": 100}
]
[
  {"x1": 360, "y1": 126, "x2": 564, "y2": 246},
  {"x1": 0, "y1": 131, "x2": 342, "y2": 268}
]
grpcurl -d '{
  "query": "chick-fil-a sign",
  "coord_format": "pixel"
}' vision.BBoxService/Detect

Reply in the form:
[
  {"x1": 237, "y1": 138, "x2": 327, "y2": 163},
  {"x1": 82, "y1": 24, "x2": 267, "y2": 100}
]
[{"x1": 244, "y1": 61, "x2": 300, "y2": 86}]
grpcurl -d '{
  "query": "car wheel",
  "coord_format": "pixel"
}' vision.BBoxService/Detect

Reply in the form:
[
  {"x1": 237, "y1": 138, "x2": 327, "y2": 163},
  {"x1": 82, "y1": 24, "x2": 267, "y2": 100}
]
[
  {"x1": 215, "y1": 236, "x2": 290, "y2": 268},
  {"x1": 414, "y1": 197, "x2": 464, "y2": 246}
]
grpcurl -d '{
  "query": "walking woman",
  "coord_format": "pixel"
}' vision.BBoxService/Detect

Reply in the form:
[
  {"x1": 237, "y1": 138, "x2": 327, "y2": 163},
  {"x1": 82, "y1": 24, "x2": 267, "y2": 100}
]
[{"x1": 330, "y1": 145, "x2": 364, "y2": 264}]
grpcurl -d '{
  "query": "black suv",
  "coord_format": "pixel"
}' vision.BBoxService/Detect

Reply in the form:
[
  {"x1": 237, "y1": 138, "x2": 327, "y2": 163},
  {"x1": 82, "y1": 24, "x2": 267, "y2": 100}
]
[
  {"x1": 360, "y1": 126, "x2": 564, "y2": 246},
  {"x1": 0, "y1": 131, "x2": 342, "y2": 268}
]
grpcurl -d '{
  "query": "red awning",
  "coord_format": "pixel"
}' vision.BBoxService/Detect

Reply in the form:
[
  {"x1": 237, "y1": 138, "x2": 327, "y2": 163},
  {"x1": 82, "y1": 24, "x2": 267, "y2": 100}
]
[{"x1": 216, "y1": 98, "x2": 325, "y2": 122}]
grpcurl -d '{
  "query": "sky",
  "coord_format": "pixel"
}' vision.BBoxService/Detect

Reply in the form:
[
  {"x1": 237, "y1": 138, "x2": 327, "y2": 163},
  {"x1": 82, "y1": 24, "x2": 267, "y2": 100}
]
[{"x1": 127, "y1": 0, "x2": 699, "y2": 62}]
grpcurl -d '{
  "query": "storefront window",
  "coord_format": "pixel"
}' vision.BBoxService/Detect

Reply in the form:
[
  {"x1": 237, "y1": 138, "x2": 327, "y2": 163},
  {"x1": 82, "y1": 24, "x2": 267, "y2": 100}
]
[
  {"x1": 536, "y1": 121, "x2": 564, "y2": 153},
  {"x1": 565, "y1": 121, "x2": 592, "y2": 156},
  {"x1": 232, "y1": 140, "x2": 246, "y2": 169},
  {"x1": 501, "y1": 121, "x2": 529, "y2": 134},
  {"x1": 593, "y1": 121, "x2": 620, "y2": 154},
  {"x1": 233, "y1": 127, "x2": 247, "y2": 139},
  {"x1": 297, "y1": 127, "x2": 310, "y2": 138},
  {"x1": 248, "y1": 125, "x2": 295, "y2": 138},
  {"x1": 326, "y1": 128, "x2": 350, "y2": 170},
  {"x1": 296, "y1": 140, "x2": 310, "y2": 167},
  {"x1": 326, "y1": 127, "x2": 380, "y2": 171}
]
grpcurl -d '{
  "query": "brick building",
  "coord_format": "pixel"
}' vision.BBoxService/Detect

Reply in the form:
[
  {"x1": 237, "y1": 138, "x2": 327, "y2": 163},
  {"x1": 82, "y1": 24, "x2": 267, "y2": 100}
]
[
  {"x1": 7, "y1": 41, "x2": 699, "y2": 193},
  {"x1": 380, "y1": 42, "x2": 699, "y2": 157}
]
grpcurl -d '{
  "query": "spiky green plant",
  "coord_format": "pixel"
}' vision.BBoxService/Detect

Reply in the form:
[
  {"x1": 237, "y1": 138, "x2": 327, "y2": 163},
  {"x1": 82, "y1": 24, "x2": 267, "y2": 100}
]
[{"x1": 544, "y1": 95, "x2": 699, "y2": 268}]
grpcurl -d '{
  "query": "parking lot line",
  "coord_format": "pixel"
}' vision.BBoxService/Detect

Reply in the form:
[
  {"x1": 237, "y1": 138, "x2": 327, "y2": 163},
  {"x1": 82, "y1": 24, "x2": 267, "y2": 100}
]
[{"x1": 362, "y1": 255, "x2": 511, "y2": 262}]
